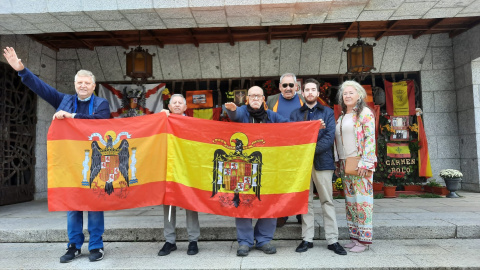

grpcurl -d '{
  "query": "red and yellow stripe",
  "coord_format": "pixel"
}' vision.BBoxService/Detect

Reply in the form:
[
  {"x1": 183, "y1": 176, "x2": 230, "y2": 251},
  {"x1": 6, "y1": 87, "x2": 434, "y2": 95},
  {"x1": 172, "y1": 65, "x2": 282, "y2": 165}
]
[
  {"x1": 164, "y1": 114, "x2": 320, "y2": 218},
  {"x1": 47, "y1": 113, "x2": 168, "y2": 211}
]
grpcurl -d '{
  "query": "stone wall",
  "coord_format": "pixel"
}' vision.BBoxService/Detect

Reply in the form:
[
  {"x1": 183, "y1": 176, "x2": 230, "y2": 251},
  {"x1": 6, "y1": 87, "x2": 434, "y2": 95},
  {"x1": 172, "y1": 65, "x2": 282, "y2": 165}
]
[
  {"x1": 52, "y1": 33, "x2": 464, "y2": 191},
  {"x1": 0, "y1": 35, "x2": 57, "y2": 199},
  {"x1": 453, "y1": 23, "x2": 480, "y2": 192},
  {"x1": 2, "y1": 31, "x2": 476, "y2": 199}
]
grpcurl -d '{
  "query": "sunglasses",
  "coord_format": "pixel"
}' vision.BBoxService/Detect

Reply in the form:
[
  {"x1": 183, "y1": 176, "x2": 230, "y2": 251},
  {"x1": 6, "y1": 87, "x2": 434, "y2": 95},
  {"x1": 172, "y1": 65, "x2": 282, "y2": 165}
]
[{"x1": 281, "y1": 83, "x2": 295, "y2": 88}]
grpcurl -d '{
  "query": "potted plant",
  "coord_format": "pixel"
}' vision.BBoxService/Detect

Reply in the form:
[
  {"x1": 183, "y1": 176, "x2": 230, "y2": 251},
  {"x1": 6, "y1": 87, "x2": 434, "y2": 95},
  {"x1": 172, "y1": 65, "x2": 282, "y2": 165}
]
[
  {"x1": 373, "y1": 180, "x2": 384, "y2": 192},
  {"x1": 439, "y1": 169, "x2": 463, "y2": 198},
  {"x1": 383, "y1": 182, "x2": 397, "y2": 198},
  {"x1": 335, "y1": 177, "x2": 344, "y2": 197},
  {"x1": 425, "y1": 179, "x2": 448, "y2": 195},
  {"x1": 404, "y1": 182, "x2": 422, "y2": 192},
  {"x1": 383, "y1": 171, "x2": 400, "y2": 198},
  {"x1": 424, "y1": 179, "x2": 438, "y2": 193}
]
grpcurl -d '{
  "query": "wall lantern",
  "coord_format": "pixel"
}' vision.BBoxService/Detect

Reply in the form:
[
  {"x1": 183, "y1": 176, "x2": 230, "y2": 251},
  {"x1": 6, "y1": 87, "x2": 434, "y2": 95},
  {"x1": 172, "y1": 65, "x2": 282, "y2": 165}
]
[
  {"x1": 124, "y1": 33, "x2": 155, "y2": 85},
  {"x1": 344, "y1": 22, "x2": 376, "y2": 81}
]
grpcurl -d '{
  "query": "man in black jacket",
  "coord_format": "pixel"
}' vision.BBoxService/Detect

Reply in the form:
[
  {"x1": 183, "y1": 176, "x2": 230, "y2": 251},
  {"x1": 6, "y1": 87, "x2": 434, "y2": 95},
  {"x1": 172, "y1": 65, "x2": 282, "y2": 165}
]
[{"x1": 290, "y1": 78, "x2": 346, "y2": 255}]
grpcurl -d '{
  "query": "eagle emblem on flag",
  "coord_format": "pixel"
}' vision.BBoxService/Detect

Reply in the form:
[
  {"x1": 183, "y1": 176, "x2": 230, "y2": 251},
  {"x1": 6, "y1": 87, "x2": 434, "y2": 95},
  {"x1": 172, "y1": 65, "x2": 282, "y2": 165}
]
[
  {"x1": 86, "y1": 131, "x2": 133, "y2": 196},
  {"x1": 211, "y1": 132, "x2": 265, "y2": 208}
]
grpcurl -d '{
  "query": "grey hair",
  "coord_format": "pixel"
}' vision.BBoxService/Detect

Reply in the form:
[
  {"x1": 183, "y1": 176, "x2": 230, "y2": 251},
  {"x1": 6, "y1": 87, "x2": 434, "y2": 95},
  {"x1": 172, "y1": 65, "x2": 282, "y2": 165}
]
[
  {"x1": 279, "y1": 73, "x2": 297, "y2": 83},
  {"x1": 337, "y1": 80, "x2": 368, "y2": 117},
  {"x1": 169, "y1": 93, "x2": 186, "y2": 105},
  {"x1": 75, "y1": 70, "x2": 96, "y2": 84}
]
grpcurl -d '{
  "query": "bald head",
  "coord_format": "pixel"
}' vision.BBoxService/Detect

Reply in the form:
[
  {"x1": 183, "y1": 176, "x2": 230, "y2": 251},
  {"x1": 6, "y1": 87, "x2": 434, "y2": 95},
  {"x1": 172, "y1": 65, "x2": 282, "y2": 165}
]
[{"x1": 247, "y1": 86, "x2": 265, "y2": 109}]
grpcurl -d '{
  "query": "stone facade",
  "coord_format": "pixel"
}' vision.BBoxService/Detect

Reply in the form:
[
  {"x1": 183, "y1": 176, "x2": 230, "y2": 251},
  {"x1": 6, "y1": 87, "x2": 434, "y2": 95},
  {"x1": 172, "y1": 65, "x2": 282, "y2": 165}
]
[
  {"x1": 0, "y1": 34, "x2": 57, "y2": 199},
  {"x1": 1, "y1": 27, "x2": 479, "y2": 198},
  {"x1": 453, "y1": 23, "x2": 480, "y2": 192},
  {"x1": 2, "y1": 1, "x2": 480, "y2": 35}
]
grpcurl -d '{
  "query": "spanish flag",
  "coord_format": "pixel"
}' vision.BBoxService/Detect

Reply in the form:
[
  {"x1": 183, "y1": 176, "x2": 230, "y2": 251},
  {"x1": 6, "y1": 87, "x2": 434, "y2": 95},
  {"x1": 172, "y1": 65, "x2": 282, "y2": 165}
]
[
  {"x1": 164, "y1": 114, "x2": 320, "y2": 218},
  {"x1": 385, "y1": 80, "x2": 416, "y2": 116},
  {"x1": 185, "y1": 107, "x2": 222, "y2": 120},
  {"x1": 417, "y1": 114, "x2": 432, "y2": 178},
  {"x1": 387, "y1": 143, "x2": 411, "y2": 158},
  {"x1": 47, "y1": 113, "x2": 168, "y2": 211}
]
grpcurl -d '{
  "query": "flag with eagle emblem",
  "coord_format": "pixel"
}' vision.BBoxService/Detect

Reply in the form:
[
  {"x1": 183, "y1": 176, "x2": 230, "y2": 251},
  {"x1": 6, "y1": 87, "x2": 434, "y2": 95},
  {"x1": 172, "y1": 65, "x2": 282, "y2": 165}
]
[
  {"x1": 165, "y1": 114, "x2": 320, "y2": 218},
  {"x1": 47, "y1": 113, "x2": 168, "y2": 211},
  {"x1": 47, "y1": 113, "x2": 319, "y2": 218}
]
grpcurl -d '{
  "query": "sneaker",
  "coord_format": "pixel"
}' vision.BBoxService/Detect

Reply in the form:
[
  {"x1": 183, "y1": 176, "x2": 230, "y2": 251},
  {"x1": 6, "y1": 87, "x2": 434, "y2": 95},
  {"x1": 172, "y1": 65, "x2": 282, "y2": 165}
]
[
  {"x1": 255, "y1": 242, "x2": 277, "y2": 254},
  {"x1": 88, "y1": 248, "x2": 104, "y2": 262},
  {"x1": 60, "y1": 244, "x2": 81, "y2": 263},
  {"x1": 236, "y1": 245, "x2": 251, "y2": 257}
]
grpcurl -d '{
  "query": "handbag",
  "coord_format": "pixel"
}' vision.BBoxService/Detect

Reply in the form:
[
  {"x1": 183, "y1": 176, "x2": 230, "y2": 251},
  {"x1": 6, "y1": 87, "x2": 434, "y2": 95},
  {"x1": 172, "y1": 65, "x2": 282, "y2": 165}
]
[
  {"x1": 345, "y1": 156, "x2": 361, "y2": 176},
  {"x1": 340, "y1": 116, "x2": 372, "y2": 177}
]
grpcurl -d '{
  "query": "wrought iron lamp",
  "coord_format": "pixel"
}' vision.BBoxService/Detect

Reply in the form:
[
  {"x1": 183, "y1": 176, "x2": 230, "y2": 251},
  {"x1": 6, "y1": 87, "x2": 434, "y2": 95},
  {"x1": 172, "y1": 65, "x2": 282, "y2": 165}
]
[
  {"x1": 124, "y1": 32, "x2": 156, "y2": 85},
  {"x1": 344, "y1": 22, "x2": 376, "y2": 81}
]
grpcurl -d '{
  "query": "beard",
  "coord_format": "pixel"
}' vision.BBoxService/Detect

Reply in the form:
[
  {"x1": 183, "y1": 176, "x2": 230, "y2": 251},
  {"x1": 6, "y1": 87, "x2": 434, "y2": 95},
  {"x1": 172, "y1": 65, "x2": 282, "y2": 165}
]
[{"x1": 305, "y1": 97, "x2": 317, "y2": 105}]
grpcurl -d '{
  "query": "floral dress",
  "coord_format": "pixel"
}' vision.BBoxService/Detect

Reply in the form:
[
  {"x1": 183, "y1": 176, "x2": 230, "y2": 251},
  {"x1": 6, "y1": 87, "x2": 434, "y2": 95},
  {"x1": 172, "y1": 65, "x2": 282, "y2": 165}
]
[{"x1": 336, "y1": 107, "x2": 376, "y2": 244}]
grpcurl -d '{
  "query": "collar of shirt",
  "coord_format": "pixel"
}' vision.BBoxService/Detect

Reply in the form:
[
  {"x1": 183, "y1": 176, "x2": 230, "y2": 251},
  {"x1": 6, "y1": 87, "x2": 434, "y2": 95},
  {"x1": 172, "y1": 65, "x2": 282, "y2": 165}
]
[{"x1": 78, "y1": 95, "x2": 91, "y2": 102}]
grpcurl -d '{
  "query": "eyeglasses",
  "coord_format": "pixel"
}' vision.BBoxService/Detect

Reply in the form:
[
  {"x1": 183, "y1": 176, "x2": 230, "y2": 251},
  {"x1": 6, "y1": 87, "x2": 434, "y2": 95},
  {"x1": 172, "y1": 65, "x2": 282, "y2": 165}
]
[
  {"x1": 281, "y1": 83, "x2": 295, "y2": 88},
  {"x1": 248, "y1": 94, "x2": 264, "y2": 100}
]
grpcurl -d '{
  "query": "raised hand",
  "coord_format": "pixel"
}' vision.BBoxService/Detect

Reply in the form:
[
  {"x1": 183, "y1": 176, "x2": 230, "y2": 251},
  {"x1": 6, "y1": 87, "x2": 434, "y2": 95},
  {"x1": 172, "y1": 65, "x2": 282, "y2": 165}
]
[
  {"x1": 3, "y1": 47, "x2": 25, "y2": 71},
  {"x1": 225, "y1": 102, "x2": 237, "y2": 111}
]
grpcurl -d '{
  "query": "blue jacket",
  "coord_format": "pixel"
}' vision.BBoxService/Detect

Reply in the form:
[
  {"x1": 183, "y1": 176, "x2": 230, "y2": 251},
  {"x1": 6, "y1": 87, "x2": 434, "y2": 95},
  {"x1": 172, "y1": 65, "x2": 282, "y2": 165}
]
[
  {"x1": 18, "y1": 68, "x2": 110, "y2": 119},
  {"x1": 290, "y1": 103, "x2": 335, "y2": 170},
  {"x1": 226, "y1": 105, "x2": 289, "y2": 123}
]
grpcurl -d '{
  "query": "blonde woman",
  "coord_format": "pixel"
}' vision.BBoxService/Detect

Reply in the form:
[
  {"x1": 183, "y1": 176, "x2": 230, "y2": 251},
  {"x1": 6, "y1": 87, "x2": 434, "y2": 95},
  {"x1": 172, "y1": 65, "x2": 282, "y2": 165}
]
[{"x1": 335, "y1": 80, "x2": 376, "y2": 253}]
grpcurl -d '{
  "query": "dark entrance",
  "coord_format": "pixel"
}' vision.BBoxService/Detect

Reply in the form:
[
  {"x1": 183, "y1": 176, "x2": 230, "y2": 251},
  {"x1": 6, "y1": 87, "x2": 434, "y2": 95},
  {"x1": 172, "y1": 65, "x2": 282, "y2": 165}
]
[{"x1": 0, "y1": 62, "x2": 37, "y2": 205}]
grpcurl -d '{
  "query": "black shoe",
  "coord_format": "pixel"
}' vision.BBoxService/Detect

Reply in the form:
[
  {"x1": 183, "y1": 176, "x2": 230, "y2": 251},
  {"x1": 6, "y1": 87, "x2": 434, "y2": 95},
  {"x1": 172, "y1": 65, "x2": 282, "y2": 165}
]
[
  {"x1": 296, "y1": 214, "x2": 302, "y2": 224},
  {"x1": 158, "y1": 242, "x2": 177, "y2": 256},
  {"x1": 328, "y1": 242, "x2": 347, "y2": 255},
  {"x1": 295, "y1": 240, "x2": 313, "y2": 252},
  {"x1": 187, "y1": 241, "x2": 199, "y2": 255},
  {"x1": 60, "y1": 243, "x2": 81, "y2": 263},
  {"x1": 88, "y1": 248, "x2": 104, "y2": 262},
  {"x1": 276, "y1": 217, "x2": 287, "y2": 227}
]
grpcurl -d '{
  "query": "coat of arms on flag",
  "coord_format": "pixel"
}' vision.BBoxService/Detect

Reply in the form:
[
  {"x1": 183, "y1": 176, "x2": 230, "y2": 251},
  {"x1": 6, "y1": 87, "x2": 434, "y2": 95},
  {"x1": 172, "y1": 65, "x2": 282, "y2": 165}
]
[
  {"x1": 212, "y1": 132, "x2": 265, "y2": 208},
  {"x1": 99, "y1": 83, "x2": 166, "y2": 118},
  {"x1": 84, "y1": 131, "x2": 137, "y2": 197}
]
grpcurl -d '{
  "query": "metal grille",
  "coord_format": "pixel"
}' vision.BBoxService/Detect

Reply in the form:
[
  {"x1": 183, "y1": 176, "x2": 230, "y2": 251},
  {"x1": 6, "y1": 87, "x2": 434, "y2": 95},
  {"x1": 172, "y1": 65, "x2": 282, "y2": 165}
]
[{"x1": 0, "y1": 62, "x2": 37, "y2": 205}]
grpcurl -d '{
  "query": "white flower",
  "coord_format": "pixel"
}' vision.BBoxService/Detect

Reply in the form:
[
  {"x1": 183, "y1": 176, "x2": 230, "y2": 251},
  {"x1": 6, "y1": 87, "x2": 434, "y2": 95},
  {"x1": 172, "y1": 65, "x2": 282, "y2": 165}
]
[{"x1": 439, "y1": 169, "x2": 463, "y2": 179}]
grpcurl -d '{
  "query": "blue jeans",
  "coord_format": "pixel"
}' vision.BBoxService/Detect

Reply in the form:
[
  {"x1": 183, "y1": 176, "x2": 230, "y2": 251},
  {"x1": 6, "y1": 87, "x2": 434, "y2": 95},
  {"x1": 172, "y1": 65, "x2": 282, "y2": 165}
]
[
  {"x1": 235, "y1": 218, "x2": 276, "y2": 247},
  {"x1": 67, "y1": 211, "x2": 104, "y2": 251}
]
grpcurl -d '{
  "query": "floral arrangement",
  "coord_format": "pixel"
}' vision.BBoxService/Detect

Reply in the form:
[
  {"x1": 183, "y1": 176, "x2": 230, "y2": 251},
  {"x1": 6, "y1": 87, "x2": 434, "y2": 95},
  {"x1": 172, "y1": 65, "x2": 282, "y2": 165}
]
[
  {"x1": 439, "y1": 169, "x2": 463, "y2": 179},
  {"x1": 408, "y1": 123, "x2": 418, "y2": 133},
  {"x1": 318, "y1": 81, "x2": 332, "y2": 105},
  {"x1": 382, "y1": 124, "x2": 395, "y2": 136},
  {"x1": 335, "y1": 178, "x2": 343, "y2": 190},
  {"x1": 262, "y1": 80, "x2": 279, "y2": 96},
  {"x1": 162, "y1": 88, "x2": 171, "y2": 107},
  {"x1": 386, "y1": 171, "x2": 405, "y2": 186}
]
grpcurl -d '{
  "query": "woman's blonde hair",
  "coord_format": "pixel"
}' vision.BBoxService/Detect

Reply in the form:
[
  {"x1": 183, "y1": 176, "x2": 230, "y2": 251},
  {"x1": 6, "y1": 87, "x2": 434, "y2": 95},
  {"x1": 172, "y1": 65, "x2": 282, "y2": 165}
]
[{"x1": 337, "y1": 80, "x2": 368, "y2": 117}]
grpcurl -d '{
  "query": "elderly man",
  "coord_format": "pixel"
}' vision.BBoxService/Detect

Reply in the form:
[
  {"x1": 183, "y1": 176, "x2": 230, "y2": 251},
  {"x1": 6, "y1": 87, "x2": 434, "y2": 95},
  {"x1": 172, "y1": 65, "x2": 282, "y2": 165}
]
[
  {"x1": 225, "y1": 86, "x2": 288, "y2": 257},
  {"x1": 158, "y1": 94, "x2": 200, "y2": 256},
  {"x1": 266, "y1": 73, "x2": 305, "y2": 227},
  {"x1": 290, "y1": 78, "x2": 347, "y2": 255},
  {"x1": 266, "y1": 73, "x2": 305, "y2": 118},
  {"x1": 3, "y1": 47, "x2": 110, "y2": 263}
]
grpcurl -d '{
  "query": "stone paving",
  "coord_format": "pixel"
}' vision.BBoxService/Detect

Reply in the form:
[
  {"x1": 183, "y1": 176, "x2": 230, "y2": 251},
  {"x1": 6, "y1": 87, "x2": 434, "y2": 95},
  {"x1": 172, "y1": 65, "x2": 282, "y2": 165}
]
[{"x1": 1, "y1": 191, "x2": 480, "y2": 269}]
